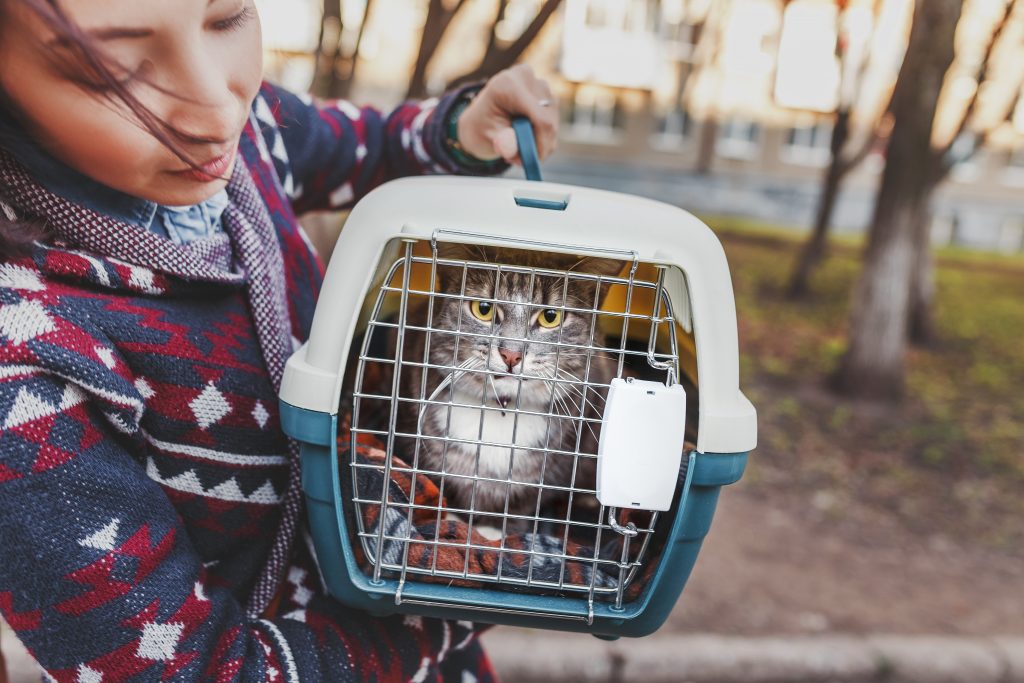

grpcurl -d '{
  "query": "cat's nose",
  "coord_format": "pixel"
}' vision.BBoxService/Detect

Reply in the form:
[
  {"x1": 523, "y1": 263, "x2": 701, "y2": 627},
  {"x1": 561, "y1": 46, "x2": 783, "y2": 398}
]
[{"x1": 498, "y1": 348, "x2": 522, "y2": 371}]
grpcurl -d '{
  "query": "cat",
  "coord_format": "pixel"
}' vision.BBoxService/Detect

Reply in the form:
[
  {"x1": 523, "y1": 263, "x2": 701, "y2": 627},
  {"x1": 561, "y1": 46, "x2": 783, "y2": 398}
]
[{"x1": 391, "y1": 243, "x2": 624, "y2": 523}]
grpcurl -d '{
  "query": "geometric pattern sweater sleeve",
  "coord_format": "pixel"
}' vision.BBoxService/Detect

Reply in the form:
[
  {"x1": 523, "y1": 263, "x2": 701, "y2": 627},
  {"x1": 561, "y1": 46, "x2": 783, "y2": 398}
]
[
  {"x1": 0, "y1": 79, "x2": 511, "y2": 681},
  {"x1": 254, "y1": 80, "x2": 510, "y2": 216}
]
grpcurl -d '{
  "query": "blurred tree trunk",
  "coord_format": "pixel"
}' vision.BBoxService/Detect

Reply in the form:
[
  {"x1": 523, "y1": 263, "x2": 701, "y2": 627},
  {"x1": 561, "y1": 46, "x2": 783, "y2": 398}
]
[
  {"x1": 905, "y1": 0, "x2": 1018, "y2": 346},
  {"x1": 907, "y1": 205, "x2": 936, "y2": 343},
  {"x1": 337, "y1": 0, "x2": 375, "y2": 99},
  {"x1": 695, "y1": 119, "x2": 717, "y2": 174},
  {"x1": 788, "y1": 115, "x2": 888, "y2": 298},
  {"x1": 407, "y1": 0, "x2": 469, "y2": 99},
  {"x1": 310, "y1": 0, "x2": 375, "y2": 100},
  {"x1": 788, "y1": 111, "x2": 850, "y2": 298},
  {"x1": 446, "y1": 0, "x2": 565, "y2": 89},
  {"x1": 836, "y1": 0, "x2": 961, "y2": 400},
  {"x1": 690, "y1": 0, "x2": 733, "y2": 175},
  {"x1": 311, "y1": 0, "x2": 344, "y2": 98}
]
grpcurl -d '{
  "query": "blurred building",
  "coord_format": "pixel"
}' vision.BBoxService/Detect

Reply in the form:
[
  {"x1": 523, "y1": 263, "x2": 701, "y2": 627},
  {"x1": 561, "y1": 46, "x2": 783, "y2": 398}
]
[{"x1": 258, "y1": 0, "x2": 1024, "y2": 254}]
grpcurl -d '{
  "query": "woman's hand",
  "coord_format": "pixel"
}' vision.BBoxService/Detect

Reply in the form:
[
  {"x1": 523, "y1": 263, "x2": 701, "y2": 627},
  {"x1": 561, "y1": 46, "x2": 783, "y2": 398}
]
[{"x1": 455, "y1": 64, "x2": 559, "y2": 165}]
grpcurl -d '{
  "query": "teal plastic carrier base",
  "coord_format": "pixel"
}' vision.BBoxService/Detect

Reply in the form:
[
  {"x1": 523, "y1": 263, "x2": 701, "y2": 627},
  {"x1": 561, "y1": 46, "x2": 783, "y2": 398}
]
[{"x1": 280, "y1": 402, "x2": 747, "y2": 638}]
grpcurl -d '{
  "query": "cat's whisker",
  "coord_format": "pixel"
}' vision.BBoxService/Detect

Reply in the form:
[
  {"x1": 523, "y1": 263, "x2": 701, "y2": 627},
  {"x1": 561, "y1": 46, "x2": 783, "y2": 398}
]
[
  {"x1": 487, "y1": 373, "x2": 507, "y2": 414},
  {"x1": 554, "y1": 385, "x2": 607, "y2": 428},
  {"x1": 417, "y1": 356, "x2": 480, "y2": 432},
  {"x1": 540, "y1": 375, "x2": 602, "y2": 444},
  {"x1": 547, "y1": 392, "x2": 591, "y2": 444},
  {"x1": 548, "y1": 352, "x2": 618, "y2": 368},
  {"x1": 556, "y1": 379, "x2": 608, "y2": 404},
  {"x1": 549, "y1": 394, "x2": 581, "y2": 441},
  {"x1": 550, "y1": 351, "x2": 623, "y2": 363},
  {"x1": 554, "y1": 368, "x2": 608, "y2": 406},
  {"x1": 551, "y1": 390, "x2": 600, "y2": 444}
]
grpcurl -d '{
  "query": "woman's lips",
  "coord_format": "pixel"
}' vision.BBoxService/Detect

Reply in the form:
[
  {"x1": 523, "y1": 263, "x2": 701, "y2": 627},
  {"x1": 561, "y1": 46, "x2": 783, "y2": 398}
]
[{"x1": 171, "y1": 150, "x2": 235, "y2": 182}]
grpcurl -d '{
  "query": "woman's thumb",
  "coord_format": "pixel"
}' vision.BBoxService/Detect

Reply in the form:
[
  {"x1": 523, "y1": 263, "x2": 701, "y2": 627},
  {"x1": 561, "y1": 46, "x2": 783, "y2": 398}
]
[{"x1": 491, "y1": 127, "x2": 519, "y2": 161}]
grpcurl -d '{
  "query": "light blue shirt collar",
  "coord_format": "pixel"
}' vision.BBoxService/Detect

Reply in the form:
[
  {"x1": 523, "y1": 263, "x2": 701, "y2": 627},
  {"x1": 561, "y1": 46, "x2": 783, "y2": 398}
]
[{"x1": 159, "y1": 190, "x2": 230, "y2": 243}]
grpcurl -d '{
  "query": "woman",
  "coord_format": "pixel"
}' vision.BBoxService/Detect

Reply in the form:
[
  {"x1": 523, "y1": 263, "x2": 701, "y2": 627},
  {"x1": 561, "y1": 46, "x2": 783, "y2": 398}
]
[{"x1": 0, "y1": 0, "x2": 558, "y2": 679}]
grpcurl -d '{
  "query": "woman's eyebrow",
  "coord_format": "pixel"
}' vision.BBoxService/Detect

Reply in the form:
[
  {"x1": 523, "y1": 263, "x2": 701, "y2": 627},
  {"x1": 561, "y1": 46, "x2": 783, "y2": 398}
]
[{"x1": 47, "y1": 0, "x2": 221, "y2": 46}]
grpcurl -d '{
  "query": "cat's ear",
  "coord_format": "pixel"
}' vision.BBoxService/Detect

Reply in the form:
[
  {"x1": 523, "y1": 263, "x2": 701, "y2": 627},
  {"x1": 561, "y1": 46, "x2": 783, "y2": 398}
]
[
  {"x1": 572, "y1": 257, "x2": 624, "y2": 307},
  {"x1": 574, "y1": 257, "x2": 624, "y2": 279},
  {"x1": 433, "y1": 242, "x2": 489, "y2": 288},
  {"x1": 434, "y1": 242, "x2": 492, "y2": 265}
]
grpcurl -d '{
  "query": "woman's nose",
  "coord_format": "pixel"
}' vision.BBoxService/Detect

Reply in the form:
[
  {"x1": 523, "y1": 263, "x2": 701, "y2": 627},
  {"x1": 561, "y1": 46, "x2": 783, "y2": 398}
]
[{"x1": 162, "y1": 50, "x2": 241, "y2": 144}]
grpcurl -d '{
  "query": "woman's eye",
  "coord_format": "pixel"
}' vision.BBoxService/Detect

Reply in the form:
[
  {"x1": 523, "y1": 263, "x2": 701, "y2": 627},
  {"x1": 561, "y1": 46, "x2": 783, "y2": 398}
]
[
  {"x1": 537, "y1": 308, "x2": 562, "y2": 328},
  {"x1": 72, "y1": 61, "x2": 147, "y2": 93},
  {"x1": 470, "y1": 300, "x2": 495, "y2": 322},
  {"x1": 212, "y1": 5, "x2": 255, "y2": 32}
]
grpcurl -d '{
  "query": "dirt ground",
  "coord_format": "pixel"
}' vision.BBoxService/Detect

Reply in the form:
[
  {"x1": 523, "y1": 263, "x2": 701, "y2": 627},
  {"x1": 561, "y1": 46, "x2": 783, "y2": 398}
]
[
  {"x1": 657, "y1": 228, "x2": 1024, "y2": 638},
  {"x1": 666, "y1": 473, "x2": 1024, "y2": 636}
]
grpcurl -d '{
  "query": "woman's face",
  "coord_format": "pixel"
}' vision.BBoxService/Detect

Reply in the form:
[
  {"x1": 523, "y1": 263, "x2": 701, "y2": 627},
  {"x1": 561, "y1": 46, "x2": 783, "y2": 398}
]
[{"x1": 0, "y1": 0, "x2": 263, "y2": 205}]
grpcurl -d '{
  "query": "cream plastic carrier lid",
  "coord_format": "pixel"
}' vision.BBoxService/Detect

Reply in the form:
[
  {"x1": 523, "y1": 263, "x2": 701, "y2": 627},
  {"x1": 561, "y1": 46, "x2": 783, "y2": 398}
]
[{"x1": 279, "y1": 175, "x2": 757, "y2": 455}]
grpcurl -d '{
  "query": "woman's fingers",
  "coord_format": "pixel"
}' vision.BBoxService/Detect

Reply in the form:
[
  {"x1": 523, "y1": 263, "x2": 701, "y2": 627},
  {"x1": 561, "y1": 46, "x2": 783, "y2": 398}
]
[
  {"x1": 457, "y1": 63, "x2": 560, "y2": 165},
  {"x1": 510, "y1": 65, "x2": 559, "y2": 160},
  {"x1": 491, "y1": 126, "x2": 519, "y2": 161}
]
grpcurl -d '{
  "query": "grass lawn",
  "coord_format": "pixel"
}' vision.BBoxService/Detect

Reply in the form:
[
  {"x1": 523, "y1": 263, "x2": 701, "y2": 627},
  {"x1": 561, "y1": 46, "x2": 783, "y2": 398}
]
[{"x1": 706, "y1": 216, "x2": 1024, "y2": 552}]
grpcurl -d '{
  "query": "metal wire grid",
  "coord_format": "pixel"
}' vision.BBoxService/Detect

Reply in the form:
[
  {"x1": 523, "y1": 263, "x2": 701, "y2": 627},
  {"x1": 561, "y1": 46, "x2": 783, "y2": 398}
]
[{"x1": 346, "y1": 235, "x2": 681, "y2": 609}]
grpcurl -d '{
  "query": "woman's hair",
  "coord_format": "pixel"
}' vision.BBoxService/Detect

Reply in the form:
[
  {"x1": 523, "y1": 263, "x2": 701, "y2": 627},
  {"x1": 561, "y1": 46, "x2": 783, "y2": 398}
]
[{"x1": 0, "y1": 0, "x2": 214, "y2": 257}]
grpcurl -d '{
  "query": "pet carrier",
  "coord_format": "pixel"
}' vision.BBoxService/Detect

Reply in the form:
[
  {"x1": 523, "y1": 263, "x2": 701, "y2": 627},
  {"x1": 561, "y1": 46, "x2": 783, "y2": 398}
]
[{"x1": 279, "y1": 120, "x2": 756, "y2": 638}]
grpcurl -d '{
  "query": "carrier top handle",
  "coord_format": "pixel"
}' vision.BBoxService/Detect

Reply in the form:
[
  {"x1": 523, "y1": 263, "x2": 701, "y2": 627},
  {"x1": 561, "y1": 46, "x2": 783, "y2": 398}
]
[
  {"x1": 512, "y1": 116, "x2": 543, "y2": 181},
  {"x1": 510, "y1": 116, "x2": 568, "y2": 210}
]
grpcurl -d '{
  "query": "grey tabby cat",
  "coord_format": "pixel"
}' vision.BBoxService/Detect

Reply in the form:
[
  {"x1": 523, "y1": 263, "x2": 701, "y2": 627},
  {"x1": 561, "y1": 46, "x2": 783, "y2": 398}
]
[{"x1": 394, "y1": 244, "x2": 623, "y2": 519}]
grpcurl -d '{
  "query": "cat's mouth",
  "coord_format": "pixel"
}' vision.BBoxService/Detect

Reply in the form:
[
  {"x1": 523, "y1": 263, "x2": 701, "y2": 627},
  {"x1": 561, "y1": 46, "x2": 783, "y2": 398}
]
[{"x1": 488, "y1": 374, "x2": 531, "y2": 410}]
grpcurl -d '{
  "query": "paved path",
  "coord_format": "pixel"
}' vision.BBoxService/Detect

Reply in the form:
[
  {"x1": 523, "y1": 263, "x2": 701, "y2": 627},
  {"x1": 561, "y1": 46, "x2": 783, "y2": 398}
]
[{"x1": 482, "y1": 630, "x2": 1024, "y2": 683}]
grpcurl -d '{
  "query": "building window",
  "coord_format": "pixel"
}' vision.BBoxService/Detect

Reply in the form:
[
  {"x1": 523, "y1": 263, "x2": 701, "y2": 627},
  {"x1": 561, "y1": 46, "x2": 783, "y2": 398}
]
[
  {"x1": 650, "y1": 107, "x2": 692, "y2": 149},
  {"x1": 562, "y1": 0, "x2": 661, "y2": 88},
  {"x1": 781, "y1": 121, "x2": 833, "y2": 166},
  {"x1": 656, "y1": 0, "x2": 698, "y2": 55},
  {"x1": 584, "y1": 0, "x2": 610, "y2": 28},
  {"x1": 583, "y1": 0, "x2": 657, "y2": 32},
  {"x1": 717, "y1": 117, "x2": 761, "y2": 159},
  {"x1": 568, "y1": 87, "x2": 624, "y2": 142},
  {"x1": 661, "y1": 19, "x2": 696, "y2": 45}
]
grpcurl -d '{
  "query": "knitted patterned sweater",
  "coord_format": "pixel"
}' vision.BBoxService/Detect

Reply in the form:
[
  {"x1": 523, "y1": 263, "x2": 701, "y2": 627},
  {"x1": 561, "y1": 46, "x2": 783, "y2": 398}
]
[{"x1": 0, "y1": 81, "x2": 508, "y2": 682}]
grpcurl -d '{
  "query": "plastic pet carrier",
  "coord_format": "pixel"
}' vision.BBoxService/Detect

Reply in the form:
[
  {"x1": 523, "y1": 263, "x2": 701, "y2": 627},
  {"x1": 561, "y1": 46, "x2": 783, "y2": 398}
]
[{"x1": 279, "y1": 121, "x2": 756, "y2": 638}]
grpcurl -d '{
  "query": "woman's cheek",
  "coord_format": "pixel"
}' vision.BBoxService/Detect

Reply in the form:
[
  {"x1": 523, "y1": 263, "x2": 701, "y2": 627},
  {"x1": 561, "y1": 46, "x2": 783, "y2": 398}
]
[
  {"x1": 62, "y1": 99, "x2": 165, "y2": 179},
  {"x1": 233, "y1": 20, "x2": 264, "y2": 106}
]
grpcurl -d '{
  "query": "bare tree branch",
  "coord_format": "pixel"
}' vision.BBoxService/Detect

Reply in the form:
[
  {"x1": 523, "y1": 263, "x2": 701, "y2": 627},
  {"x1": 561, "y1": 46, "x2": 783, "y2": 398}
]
[
  {"x1": 446, "y1": 0, "x2": 564, "y2": 89},
  {"x1": 311, "y1": 0, "x2": 344, "y2": 98},
  {"x1": 407, "y1": 0, "x2": 471, "y2": 98},
  {"x1": 337, "y1": 0, "x2": 376, "y2": 96},
  {"x1": 937, "y1": 0, "x2": 1018, "y2": 175},
  {"x1": 838, "y1": 113, "x2": 893, "y2": 174}
]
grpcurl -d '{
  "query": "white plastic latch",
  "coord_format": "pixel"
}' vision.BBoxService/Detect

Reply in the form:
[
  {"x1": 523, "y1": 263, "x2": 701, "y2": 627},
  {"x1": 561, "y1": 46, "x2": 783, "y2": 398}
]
[{"x1": 596, "y1": 377, "x2": 687, "y2": 511}]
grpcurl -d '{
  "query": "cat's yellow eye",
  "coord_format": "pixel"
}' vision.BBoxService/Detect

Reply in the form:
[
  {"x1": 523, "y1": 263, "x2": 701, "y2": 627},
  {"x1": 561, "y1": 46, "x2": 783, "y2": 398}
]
[
  {"x1": 537, "y1": 308, "x2": 562, "y2": 328},
  {"x1": 470, "y1": 300, "x2": 495, "y2": 322}
]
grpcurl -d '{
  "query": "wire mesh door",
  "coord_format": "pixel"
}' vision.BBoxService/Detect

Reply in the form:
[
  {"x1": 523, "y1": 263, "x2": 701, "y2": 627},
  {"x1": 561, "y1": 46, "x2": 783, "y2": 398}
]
[{"x1": 347, "y1": 232, "x2": 682, "y2": 611}]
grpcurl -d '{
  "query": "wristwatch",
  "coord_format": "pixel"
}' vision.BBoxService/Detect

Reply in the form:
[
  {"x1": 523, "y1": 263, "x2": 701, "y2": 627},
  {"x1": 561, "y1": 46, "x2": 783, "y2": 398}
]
[{"x1": 444, "y1": 91, "x2": 508, "y2": 172}]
